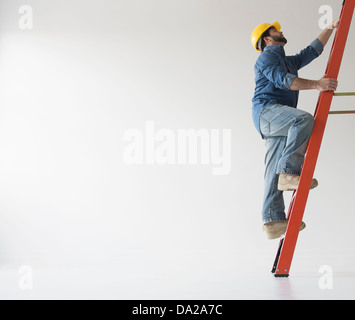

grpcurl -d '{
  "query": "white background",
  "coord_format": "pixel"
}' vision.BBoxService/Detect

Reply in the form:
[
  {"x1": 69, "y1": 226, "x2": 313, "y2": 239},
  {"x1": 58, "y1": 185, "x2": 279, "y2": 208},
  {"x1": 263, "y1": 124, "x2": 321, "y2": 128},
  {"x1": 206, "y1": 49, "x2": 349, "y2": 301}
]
[{"x1": 0, "y1": 0, "x2": 355, "y2": 299}]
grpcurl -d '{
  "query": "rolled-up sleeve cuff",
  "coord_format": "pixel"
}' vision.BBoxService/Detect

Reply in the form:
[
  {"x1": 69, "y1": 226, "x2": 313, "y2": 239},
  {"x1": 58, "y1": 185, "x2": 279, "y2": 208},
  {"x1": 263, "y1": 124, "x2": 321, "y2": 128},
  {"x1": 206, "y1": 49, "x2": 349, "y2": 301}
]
[
  {"x1": 283, "y1": 73, "x2": 297, "y2": 89},
  {"x1": 310, "y1": 38, "x2": 324, "y2": 56}
]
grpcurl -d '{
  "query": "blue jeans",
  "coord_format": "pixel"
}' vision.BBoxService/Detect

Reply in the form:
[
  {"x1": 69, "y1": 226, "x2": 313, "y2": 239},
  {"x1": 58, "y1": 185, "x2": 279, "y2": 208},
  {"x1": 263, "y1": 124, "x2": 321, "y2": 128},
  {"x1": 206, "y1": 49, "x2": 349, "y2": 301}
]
[{"x1": 260, "y1": 104, "x2": 315, "y2": 224}]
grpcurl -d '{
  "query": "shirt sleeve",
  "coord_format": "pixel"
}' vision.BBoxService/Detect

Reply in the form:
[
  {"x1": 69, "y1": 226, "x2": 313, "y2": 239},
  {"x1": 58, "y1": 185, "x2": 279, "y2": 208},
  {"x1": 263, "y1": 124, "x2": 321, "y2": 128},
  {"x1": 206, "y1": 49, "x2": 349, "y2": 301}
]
[
  {"x1": 289, "y1": 38, "x2": 324, "y2": 70},
  {"x1": 256, "y1": 52, "x2": 297, "y2": 90}
]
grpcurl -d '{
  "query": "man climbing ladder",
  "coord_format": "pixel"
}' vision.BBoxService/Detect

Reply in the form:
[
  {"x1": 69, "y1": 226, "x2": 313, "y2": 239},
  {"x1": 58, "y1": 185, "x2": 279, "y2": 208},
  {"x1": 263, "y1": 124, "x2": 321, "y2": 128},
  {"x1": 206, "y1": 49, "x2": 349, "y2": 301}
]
[{"x1": 251, "y1": 18, "x2": 340, "y2": 240}]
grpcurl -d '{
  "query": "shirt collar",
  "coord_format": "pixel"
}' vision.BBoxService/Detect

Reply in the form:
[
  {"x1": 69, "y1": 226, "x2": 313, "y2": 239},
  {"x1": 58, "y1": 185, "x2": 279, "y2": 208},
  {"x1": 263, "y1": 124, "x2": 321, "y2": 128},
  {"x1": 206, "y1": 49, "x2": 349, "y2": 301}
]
[{"x1": 263, "y1": 45, "x2": 285, "y2": 56}]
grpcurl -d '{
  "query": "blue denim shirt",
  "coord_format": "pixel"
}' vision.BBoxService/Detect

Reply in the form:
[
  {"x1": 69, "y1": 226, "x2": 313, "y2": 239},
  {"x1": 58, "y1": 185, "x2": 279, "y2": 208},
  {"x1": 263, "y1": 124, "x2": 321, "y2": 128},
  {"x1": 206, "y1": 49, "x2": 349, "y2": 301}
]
[{"x1": 252, "y1": 39, "x2": 324, "y2": 136}]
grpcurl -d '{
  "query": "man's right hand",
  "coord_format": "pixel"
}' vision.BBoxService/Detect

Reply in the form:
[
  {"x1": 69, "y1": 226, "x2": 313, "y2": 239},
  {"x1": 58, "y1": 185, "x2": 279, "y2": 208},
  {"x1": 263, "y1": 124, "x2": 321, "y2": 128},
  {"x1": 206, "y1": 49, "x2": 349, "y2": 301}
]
[{"x1": 317, "y1": 76, "x2": 338, "y2": 92}]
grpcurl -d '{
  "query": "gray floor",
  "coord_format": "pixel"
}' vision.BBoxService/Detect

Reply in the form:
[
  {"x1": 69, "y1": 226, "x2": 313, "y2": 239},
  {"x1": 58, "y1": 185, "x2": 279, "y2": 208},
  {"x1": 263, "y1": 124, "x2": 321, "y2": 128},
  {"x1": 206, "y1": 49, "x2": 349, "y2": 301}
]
[{"x1": 0, "y1": 249, "x2": 354, "y2": 300}]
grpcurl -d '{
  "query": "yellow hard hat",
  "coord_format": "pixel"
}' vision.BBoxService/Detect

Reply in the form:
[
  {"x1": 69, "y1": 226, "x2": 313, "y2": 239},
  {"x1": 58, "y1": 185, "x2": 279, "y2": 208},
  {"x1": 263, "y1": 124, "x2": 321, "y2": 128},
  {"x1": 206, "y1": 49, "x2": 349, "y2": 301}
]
[{"x1": 251, "y1": 22, "x2": 281, "y2": 52}]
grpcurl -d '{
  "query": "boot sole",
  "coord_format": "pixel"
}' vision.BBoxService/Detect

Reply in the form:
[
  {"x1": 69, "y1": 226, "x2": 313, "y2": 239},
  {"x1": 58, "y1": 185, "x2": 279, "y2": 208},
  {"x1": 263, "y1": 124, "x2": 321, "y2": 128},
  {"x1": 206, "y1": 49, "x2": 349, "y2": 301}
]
[
  {"x1": 278, "y1": 181, "x2": 318, "y2": 192},
  {"x1": 264, "y1": 222, "x2": 306, "y2": 240}
]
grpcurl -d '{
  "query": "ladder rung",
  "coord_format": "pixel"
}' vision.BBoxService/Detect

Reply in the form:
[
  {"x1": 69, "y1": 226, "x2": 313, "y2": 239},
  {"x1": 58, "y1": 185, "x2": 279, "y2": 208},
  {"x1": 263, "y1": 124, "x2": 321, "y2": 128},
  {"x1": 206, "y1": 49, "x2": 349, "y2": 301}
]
[
  {"x1": 329, "y1": 110, "x2": 355, "y2": 114},
  {"x1": 334, "y1": 92, "x2": 355, "y2": 96}
]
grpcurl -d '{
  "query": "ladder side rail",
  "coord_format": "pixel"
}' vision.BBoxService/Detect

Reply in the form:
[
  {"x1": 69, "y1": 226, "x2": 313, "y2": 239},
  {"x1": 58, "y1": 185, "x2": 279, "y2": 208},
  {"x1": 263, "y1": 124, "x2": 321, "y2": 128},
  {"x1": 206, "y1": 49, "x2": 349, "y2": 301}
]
[{"x1": 274, "y1": 0, "x2": 355, "y2": 277}]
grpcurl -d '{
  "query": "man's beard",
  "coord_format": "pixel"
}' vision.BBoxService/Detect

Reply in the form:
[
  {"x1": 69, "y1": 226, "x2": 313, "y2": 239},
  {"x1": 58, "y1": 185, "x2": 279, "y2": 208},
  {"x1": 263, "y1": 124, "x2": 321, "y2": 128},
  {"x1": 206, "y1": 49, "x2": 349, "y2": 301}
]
[{"x1": 271, "y1": 35, "x2": 288, "y2": 44}]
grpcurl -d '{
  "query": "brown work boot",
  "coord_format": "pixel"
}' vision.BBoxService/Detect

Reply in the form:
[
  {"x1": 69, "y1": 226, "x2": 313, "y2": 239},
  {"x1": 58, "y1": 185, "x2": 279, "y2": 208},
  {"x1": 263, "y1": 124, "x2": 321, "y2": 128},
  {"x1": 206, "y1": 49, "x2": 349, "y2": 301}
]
[
  {"x1": 278, "y1": 173, "x2": 318, "y2": 191},
  {"x1": 263, "y1": 221, "x2": 306, "y2": 240}
]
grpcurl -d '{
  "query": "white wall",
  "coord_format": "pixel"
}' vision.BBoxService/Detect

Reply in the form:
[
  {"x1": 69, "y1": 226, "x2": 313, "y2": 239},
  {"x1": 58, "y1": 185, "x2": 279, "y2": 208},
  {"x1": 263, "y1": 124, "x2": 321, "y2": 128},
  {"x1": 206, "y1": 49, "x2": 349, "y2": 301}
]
[{"x1": 0, "y1": 0, "x2": 354, "y2": 283}]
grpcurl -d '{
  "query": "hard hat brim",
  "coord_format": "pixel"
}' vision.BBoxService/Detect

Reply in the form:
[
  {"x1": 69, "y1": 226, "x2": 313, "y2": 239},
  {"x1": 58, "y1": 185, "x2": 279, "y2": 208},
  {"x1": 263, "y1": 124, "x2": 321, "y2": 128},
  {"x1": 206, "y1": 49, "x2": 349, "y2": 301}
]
[{"x1": 272, "y1": 22, "x2": 281, "y2": 32}]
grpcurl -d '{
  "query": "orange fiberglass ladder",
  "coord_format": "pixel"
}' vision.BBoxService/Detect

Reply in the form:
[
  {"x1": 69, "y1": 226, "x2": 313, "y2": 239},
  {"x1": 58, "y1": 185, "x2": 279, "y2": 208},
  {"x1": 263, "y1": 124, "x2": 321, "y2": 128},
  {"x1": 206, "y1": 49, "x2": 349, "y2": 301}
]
[{"x1": 272, "y1": 0, "x2": 355, "y2": 277}]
